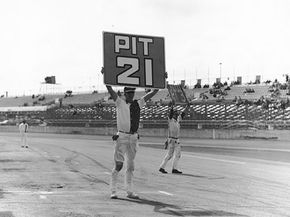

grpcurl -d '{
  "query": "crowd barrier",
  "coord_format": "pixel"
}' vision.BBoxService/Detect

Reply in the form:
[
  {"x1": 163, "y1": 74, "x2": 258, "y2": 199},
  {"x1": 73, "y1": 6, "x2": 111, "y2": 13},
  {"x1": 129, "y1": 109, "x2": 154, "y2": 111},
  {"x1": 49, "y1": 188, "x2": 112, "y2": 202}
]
[{"x1": 1, "y1": 125, "x2": 289, "y2": 140}]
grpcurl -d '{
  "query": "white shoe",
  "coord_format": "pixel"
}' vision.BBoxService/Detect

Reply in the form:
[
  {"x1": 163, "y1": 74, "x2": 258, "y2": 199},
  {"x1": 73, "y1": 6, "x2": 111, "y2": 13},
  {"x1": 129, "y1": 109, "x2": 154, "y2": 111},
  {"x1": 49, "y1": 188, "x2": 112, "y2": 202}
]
[
  {"x1": 127, "y1": 192, "x2": 140, "y2": 199},
  {"x1": 110, "y1": 191, "x2": 118, "y2": 199}
]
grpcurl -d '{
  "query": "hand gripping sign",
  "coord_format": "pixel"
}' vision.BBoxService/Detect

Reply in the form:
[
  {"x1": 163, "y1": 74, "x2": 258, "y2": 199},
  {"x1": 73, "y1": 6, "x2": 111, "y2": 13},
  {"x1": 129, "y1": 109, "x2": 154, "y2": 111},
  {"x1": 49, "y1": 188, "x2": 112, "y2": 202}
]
[
  {"x1": 103, "y1": 32, "x2": 166, "y2": 89},
  {"x1": 167, "y1": 84, "x2": 189, "y2": 104}
]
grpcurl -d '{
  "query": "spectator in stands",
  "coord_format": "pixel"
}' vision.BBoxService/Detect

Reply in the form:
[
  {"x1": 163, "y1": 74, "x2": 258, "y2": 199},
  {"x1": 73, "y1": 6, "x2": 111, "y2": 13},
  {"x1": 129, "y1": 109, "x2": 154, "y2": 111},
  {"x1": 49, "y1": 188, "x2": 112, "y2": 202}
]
[
  {"x1": 233, "y1": 80, "x2": 241, "y2": 85},
  {"x1": 101, "y1": 68, "x2": 159, "y2": 200},
  {"x1": 216, "y1": 96, "x2": 225, "y2": 102},
  {"x1": 262, "y1": 98, "x2": 271, "y2": 109},
  {"x1": 235, "y1": 96, "x2": 243, "y2": 106},
  {"x1": 271, "y1": 87, "x2": 281, "y2": 98},
  {"x1": 225, "y1": 86, "x2": 231, "y2": 91},
  {"x1": 64, "y1": 90, "x2": 73, "y2": 98},
  {"x1": 213, "y1": 81, "x2": 223, "y2": 89},
  {"x1": 273, "y1": 79, "x2": 279, "y2": 88},
  {"x1": 159, "y1": 100, "x2": 190, "y2": 175},
  {"x1": 273, "y1": 99, "x2": 282, "y2": 109},
  {"x1": 243, "y1": 99, "x2": 253, "y2": 105},
  {"x1": 253, "y1": 96, "x2": 265, "y2": 106},
  {"x1": 19, "y1": 120, "x2": 29, "y2": 148},
  {"x1": 233, "y1": 96, "x2": 238, "y2": 102},
  {"x1": 279, "y1": 83, "x2": 287, "y2": 90},
  {"x1": 200, "y1": 93, "x2": 208, "y2": 101},
  {"x1": 38, "y1": 95, "x2": 45, "y2": 101},
  {"x1": 194, "y1": 83, "x2": 201, "y2": 88},
  {"x1": 244, "y1": 87, "x2": 255, "y2": 93},
  {"x1": 281, "y1": 98, "x2": 290, "y2": 109}
]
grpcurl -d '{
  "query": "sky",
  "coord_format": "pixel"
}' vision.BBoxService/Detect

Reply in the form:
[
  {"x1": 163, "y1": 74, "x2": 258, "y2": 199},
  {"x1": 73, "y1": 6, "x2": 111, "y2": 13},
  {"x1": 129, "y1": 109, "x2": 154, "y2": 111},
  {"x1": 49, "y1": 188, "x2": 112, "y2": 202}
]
[{"x1": 1, "y1": 0, "x2": 290, "y2": 96}]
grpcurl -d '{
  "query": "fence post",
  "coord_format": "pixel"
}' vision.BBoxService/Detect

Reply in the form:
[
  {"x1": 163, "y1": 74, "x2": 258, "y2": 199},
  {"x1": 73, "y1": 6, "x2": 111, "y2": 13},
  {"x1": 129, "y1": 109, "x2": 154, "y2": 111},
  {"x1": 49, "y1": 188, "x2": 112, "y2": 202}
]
[
  {"x1": 224, "y1": 104, "x2": 227, "y2": 120},
  {"x1": 245, "y1": 104, "x2": 249, "y2": 120}
]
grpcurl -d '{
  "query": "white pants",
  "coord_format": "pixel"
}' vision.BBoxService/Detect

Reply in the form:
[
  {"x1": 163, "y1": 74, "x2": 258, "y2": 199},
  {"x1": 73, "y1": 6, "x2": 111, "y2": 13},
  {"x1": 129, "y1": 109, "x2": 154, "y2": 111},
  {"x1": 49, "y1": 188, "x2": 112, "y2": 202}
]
[
  {"x1": 20, "y1": 132, "x2": 28, "y2": 147},
  {"x1": 160, "y1": 138, "x2": 181, "y2": 170},
  {"x1": 111, "y1": 132, "x2": 138, "y2": 193}
]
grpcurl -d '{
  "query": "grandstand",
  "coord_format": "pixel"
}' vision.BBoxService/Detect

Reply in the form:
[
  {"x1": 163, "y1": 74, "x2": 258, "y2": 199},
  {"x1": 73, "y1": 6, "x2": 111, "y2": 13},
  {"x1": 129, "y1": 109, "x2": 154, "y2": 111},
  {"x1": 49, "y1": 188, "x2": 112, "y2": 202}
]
[{"x1": 1, "y1": 82, "x2": 290, "y2": 130}]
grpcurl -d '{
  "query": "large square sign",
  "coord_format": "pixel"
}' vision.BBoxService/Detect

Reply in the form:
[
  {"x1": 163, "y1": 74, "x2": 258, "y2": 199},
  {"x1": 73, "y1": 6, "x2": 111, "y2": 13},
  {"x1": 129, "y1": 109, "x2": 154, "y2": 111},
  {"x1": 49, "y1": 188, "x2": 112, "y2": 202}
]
[{"x1": 103, "y1": 31, "x2": 166, "y2": 89}]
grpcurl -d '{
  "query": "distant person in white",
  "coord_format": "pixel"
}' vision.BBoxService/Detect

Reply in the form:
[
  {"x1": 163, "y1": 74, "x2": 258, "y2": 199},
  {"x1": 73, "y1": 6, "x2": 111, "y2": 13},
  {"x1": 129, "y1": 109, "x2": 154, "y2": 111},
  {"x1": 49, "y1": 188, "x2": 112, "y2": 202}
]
[{"x1": 19, "y1": 120, "x2": 28, "y2": 148}]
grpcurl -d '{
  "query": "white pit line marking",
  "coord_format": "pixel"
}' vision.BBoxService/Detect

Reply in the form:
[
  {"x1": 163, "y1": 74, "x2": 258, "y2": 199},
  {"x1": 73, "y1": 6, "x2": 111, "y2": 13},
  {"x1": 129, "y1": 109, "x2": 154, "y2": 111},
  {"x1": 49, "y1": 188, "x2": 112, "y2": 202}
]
[
  {"x1": 183, "y1": 154, "x2": 246, "y2": 165},
  {"x1": 39, "y1": 191, "x2": 54, "y2": 195},
  {"x1": 158, "y1": 191, "x2": 173, "y2": 196}
]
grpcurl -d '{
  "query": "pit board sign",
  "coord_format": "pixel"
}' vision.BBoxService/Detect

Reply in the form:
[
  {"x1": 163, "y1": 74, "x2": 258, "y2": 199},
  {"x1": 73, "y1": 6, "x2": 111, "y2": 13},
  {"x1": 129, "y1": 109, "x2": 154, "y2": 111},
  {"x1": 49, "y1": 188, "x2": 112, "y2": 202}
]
[
  {"x1": 103, "y1": 31, "x2": 166, "y2": 89},
  {"x1": 167, "y1": 84, "x2": 189, "y2": 104}
]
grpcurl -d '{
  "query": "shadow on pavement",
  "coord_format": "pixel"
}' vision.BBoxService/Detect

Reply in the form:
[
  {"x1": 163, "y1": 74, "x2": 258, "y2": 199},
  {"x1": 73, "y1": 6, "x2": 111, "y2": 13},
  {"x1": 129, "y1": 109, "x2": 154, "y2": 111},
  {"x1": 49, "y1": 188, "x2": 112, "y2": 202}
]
[
  {"x1": 171, "y1": 173, "x2": 226, "y2": 180},
  {"x1": 177, "y1": 173, "x2": 209, "y2": 178},
  {"x1": 117, "y1": 197, "x2": 246, "y2": 216}
]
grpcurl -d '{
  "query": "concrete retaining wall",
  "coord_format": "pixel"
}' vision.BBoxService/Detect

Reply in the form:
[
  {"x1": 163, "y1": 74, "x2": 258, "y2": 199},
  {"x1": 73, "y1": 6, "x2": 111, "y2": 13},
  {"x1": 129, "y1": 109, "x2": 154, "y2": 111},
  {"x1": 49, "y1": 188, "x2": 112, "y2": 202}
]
[{"x1": 1, "y1": 126, "x2": 289, "y2": 140}]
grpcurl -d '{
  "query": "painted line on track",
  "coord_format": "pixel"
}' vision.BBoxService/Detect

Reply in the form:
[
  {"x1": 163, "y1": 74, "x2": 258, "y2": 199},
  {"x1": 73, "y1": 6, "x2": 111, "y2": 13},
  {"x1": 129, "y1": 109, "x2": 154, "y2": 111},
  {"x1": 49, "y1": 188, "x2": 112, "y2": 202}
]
[
  {"x1": 158, "y1": 191, "x2": 173, "y2": 196},
  {"x1": 139, "y1": 191, "x2": 174, "y2": 196},
  {"x1": 140, "y1": 142, "x2": 290, "y2": 152},
  {"x1": 183, "y1": 153, "x2": 246, "y2": 165},
  {"x1": 4, "y1": 190, "x2": 98, "y2": 195}
]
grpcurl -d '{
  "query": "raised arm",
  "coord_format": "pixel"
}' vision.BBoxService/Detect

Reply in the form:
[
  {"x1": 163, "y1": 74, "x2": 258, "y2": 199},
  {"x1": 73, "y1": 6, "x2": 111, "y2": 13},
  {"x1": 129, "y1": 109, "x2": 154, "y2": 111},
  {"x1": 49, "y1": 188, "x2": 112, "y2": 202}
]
[
  {"x1": 101, "y1": 67, "x2": 118, "y2": 101},
  {"x1": 183, "y1": 103, "x2": 190, "y2": 113},
  {"x1": 143, "y1": 89, "x2": 159, "y2": 102},
  {"x1": 180, "y1": 103, "x2": 190, "y2": 119},
  {"x1": 168, "y1": 105, "x2": 174, "y2": 119},
  {"x1": 106, "y1": 85, "x2": 118, "y2": 102}
]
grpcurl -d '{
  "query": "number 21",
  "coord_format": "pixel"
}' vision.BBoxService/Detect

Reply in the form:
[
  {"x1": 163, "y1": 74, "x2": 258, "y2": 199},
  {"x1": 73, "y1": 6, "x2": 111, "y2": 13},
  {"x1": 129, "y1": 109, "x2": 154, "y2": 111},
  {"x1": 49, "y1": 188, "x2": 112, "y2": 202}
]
[{"x1": 117, "y1": 57, "x2": 153, "y2": 86}]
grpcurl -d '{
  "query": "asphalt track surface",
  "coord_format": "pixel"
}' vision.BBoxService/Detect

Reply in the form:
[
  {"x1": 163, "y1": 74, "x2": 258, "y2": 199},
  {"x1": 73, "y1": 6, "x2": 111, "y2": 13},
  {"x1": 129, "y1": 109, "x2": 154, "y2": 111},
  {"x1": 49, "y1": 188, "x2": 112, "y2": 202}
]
[{"x1": 0, "y1": 132, "x2": 290, "y2": 217}]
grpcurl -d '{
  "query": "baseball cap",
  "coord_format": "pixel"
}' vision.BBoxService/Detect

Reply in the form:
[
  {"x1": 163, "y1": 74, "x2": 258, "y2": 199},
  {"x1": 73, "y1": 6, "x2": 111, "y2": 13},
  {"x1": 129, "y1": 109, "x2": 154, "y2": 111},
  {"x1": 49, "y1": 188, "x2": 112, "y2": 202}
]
[{"x1": 124, "y1": 87, "x2": 136, "y2": 93}]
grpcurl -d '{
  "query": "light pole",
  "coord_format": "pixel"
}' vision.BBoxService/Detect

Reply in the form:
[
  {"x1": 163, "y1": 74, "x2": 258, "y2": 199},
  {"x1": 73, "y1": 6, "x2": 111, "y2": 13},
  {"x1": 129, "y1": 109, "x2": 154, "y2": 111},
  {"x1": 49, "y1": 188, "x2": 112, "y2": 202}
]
[
  {"x1": 219, "y1": 62, "x2": 222, "y2": 83},
  {"x1": 284, "y1": 73, "x2": 290, "y2": 95}
]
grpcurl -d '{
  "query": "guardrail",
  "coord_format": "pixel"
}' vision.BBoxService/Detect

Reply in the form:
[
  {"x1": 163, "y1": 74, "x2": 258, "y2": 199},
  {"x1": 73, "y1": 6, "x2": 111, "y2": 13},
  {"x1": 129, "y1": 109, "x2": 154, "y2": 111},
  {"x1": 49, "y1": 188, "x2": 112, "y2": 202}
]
[{"x1": 42, "y1": 119, "x2": 290, "y2": 130}]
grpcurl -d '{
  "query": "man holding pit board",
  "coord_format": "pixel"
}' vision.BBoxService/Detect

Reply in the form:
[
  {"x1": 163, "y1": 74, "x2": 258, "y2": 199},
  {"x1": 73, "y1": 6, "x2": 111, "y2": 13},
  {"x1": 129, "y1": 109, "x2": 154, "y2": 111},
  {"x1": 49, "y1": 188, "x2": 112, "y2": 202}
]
[{"x1": 102, "y1": 31, "x2": 166, "y2": 199}]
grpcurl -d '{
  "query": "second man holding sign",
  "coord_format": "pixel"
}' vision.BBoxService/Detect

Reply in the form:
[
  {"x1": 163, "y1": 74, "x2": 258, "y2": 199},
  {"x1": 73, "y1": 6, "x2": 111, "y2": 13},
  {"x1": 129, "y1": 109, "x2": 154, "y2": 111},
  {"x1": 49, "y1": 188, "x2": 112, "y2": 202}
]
[{"x1": 159, "y1": 101, "x2": 190, "y2": 174}]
